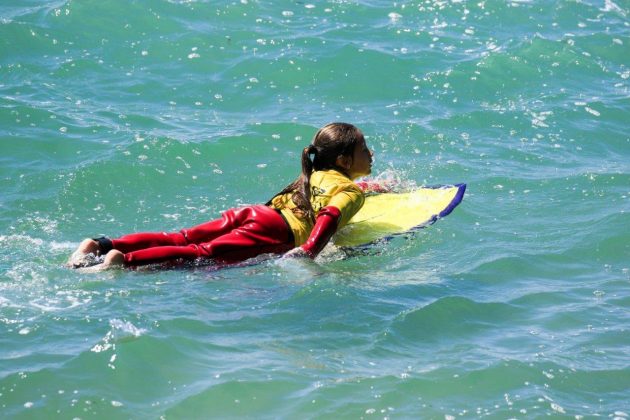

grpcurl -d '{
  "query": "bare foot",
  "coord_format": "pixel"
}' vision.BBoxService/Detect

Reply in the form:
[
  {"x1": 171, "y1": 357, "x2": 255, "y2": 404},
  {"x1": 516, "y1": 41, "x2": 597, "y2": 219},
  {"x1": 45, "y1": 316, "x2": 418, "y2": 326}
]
[
  {"x1": 67, "y1": 239, "x2": 100, "y2": 268},
  {"x1": 103, "y1": 250, "x2": 125, "y2": 267},
  {"x1": 77, "y1": 250, "x2": 125, "y2": 273}
]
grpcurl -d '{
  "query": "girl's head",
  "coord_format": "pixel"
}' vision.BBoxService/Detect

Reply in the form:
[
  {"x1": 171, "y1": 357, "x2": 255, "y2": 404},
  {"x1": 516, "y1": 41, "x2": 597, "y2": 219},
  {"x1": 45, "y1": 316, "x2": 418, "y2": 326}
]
[
  {"x1": 269, "y1": 122, "x2": 373, "y2": 221},
  {"x1": 303, "y1": 122, "x2": 373, "y2": 180}
]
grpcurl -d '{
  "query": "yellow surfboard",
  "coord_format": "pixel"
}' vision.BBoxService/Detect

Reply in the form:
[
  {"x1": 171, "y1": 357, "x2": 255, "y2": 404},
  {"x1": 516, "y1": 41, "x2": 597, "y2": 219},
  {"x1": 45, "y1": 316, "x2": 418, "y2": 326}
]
[{"x1": 333, "y1": 184, "x2": 466, "y2": 247}]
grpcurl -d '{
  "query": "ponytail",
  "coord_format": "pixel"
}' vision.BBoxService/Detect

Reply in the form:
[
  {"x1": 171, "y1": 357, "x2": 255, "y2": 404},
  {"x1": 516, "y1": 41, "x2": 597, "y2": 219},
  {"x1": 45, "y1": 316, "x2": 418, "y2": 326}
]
[
  {"x1": 266, "y1": 144, "x2": 317, "y2": 221},
  {"x1": 301, "y1": 144, "x2": 316, "y2": 209}
]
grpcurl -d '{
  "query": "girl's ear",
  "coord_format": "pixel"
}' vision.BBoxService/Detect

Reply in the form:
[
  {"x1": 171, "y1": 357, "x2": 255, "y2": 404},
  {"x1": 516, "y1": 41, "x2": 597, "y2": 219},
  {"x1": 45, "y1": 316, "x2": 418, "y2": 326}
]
[{"x1": 335, "y1": 154, "x2": 352, "y2": 170}]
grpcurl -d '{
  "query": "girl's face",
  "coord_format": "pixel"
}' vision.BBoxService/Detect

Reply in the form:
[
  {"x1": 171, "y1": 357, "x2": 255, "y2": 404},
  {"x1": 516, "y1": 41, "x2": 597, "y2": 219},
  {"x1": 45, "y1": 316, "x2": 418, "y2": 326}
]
[{"x1": 346, "y1": 136, "x2": 373, "y2": 179}]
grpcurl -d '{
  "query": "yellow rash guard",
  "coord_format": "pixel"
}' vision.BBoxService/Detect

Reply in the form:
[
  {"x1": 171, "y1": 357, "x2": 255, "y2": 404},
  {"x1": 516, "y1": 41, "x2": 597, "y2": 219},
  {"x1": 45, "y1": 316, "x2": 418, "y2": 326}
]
[{"x1": 269, "y1": 169, "x2": 365, "y2": 246}]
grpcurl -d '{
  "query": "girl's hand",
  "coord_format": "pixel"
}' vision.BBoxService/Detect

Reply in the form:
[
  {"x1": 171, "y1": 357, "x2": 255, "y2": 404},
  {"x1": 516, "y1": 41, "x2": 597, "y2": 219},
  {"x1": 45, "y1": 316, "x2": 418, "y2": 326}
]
[
  {"x1": 356, "y1": 180, "x2": 394, "y2": 193},
  {"x1": 283, "y1": 247, "x2": 310, "y2": 259}
]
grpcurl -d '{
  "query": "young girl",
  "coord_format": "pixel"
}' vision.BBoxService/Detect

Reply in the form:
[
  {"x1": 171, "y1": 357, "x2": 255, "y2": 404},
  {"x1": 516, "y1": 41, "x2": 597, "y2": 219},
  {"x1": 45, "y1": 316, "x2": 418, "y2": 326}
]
[{"x1": 68, "y1": 122, "x2": 376, "y2": 271}]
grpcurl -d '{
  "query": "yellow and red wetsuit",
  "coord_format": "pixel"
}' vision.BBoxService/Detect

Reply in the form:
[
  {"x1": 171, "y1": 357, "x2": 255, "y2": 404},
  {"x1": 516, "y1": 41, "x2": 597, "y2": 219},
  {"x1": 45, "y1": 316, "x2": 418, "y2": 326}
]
[
  {"x1": 97, "y1": 169, "x2": 365, "y2": 266},
  {"x1": 269, "y1": 169, "x2": 364, "y2": 257}
]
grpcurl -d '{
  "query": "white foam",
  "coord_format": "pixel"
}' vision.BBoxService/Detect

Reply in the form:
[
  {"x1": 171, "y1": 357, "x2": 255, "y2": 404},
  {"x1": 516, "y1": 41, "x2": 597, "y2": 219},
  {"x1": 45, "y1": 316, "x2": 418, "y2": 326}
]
[
  {"x1": 109, "y1": 319, "x2": 147, "y2": 339},
  {"x1": 584, "y1": 107, "x2": 601, "y2": 117},
  {"x1": 0, "y1": 235, "x2": 76, "y2": 254},
  {"x1": 550, "y1": 402, "x2": 566, "y2": 414},
  {"x1": 0, "y1": 296, "x2": 23, "y2": 309},
  {"x1": 50, "y1": 241, "x2": 78, "y2": 251},
  {"x1": 30, "y1": 291, "x2": 93, "y2": 312},
  {"x1": 0, "y1": 235, "x2": 44, "y2": 247},
  {"x1": 602, "y1": 0, "x2": 627, "y2": 16},
  {"x1": 388, "y1": 12, "x2": 402, "y2": 22}
]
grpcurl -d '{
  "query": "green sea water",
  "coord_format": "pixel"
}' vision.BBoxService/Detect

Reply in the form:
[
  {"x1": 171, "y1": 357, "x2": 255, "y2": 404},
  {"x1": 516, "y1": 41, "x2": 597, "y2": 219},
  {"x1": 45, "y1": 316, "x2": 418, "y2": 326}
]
[{"x1": 1, "y1": 0, "x2": 629, "y2": 418}]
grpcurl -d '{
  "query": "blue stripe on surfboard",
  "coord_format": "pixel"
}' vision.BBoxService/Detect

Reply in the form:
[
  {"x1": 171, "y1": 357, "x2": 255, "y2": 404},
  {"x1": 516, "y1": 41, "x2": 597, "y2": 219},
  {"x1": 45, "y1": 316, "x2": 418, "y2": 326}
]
[{"x1": 438, "y1": 183, "x2": 466, "y2": 219}]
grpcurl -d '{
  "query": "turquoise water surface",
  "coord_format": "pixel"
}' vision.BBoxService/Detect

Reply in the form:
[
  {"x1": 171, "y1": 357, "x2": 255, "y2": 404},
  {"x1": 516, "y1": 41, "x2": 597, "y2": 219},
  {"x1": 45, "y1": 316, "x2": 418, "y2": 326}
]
[{"x1": 1, "y1": 0, "x2": 629, "y2": 418}]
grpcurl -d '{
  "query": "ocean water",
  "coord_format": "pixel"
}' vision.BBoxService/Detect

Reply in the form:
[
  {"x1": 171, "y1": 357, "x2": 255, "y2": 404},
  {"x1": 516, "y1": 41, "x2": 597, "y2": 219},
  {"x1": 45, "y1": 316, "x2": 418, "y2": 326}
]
[{"x1": 1, "y1": 0, "x2": 629, "y2": 418}]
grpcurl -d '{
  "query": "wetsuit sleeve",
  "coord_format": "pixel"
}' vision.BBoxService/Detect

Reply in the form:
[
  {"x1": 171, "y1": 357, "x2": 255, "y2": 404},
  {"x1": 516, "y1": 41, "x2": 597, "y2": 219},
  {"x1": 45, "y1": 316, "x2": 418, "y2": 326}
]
[{"x1": 300, "y1": 206, "x2": 341, "y2": 258}]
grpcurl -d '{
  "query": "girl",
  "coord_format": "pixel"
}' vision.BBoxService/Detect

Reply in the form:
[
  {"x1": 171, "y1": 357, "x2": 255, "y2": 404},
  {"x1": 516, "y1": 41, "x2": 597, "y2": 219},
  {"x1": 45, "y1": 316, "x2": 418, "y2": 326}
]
[{"x1": 68, "y1": 122, "x2": 376, "y2": 271}]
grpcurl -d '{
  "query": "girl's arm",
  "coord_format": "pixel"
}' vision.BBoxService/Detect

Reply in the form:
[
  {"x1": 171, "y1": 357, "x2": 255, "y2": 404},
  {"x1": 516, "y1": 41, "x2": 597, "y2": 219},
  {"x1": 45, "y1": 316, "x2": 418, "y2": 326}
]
[
  {"x1": 285, "y1": 182, "x2": 367, "y2": 259},
  {"x1": 284, "y1": 206, "x2": 341, "y2": 259},
  {"x1": 300, "y1": 206, "x2": 340, "y2": 258}
]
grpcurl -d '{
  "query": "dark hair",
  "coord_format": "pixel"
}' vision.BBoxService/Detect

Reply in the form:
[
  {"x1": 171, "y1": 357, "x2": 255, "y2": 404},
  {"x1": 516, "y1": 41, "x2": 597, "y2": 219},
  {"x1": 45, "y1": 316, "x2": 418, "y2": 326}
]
[{"x1": 267, "y1": 122, "x2": 364, "y2": 221}]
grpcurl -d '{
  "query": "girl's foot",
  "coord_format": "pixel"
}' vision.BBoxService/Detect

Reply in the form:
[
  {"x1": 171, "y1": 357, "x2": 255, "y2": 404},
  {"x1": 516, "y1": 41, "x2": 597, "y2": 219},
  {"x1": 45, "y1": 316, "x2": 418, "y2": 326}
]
[
  {"x1": 67, "y1": 239, "x2": 100, "y2": 268},
  {"x1": 76, "y1": 250, "x2": 125, "y2": 273}
]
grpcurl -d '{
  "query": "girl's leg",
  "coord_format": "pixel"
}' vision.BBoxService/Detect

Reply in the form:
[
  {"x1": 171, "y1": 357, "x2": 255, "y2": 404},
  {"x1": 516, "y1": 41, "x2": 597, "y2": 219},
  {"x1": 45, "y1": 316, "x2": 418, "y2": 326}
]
[
  {"x1": 68, "y1": 231, "x2": 189, "y2": 268},
  {"x1": 114, "y1": 210, "x2": 255, "y2": 266},
  {"x1": 109, "y1": 208, "x2": 252, "y2": 254},
  {"x1": 111, "y1": 232, "x2": 187, "y2": 253},
  {"x1": 122, "y1": 206, "x2": 293, "y2": 267},
  {"x1": 196, "y1": 205, "x2": 294, "y2": 263},
  {"x1": 181, "y1": 209, "x2": 256, "y2": 244},
  {"x1": 69, "y1": 231, "x2": 189, "y2": 267},
  {"x1": 122, "y1": 244, "x2": 206, "y2": 266},
  {"x1": 73, "y1": 206, "x2": 293, "y2": 269}
]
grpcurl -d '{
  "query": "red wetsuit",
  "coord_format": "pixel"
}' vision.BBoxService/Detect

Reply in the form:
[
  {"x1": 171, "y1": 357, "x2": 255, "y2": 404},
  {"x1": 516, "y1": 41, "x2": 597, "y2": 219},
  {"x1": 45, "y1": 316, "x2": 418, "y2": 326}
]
[{"x1": 107, "y1": 205, "x2": 294, "y2": 266}]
